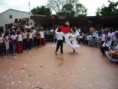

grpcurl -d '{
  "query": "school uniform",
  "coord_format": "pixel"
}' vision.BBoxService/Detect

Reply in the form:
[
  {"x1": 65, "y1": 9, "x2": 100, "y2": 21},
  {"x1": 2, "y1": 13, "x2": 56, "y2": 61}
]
[
  {"x1": 101, "y1": 40, "x2": 112, "y2": 55},
  {"x1": 17, "y1": 34, "x2": 23, "y2": 53},
  {"x1": 10, "y1": 34, "x2": 17, "y2": 55},
  {"x1": 23, "y1": 32, "x2": 27, "y2": 50},
  {"x1": 40, "y1": 31, "x2": 45, "y2": 46},
  {"x1": 101, "y1": 33, "x2": 106, "y2": 46}
]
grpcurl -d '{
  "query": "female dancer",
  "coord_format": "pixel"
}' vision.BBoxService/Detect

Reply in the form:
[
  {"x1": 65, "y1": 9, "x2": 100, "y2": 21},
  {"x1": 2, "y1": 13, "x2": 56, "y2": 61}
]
[{"x1": 65, "y1": 29, "x2": 80, "y2": 53}]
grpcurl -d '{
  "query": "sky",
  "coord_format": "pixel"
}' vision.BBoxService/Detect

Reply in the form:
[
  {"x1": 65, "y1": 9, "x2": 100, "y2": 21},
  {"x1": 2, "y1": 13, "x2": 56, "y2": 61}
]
[{"x1": 0, "y1": 0, "x2": 117, "y2": 16}]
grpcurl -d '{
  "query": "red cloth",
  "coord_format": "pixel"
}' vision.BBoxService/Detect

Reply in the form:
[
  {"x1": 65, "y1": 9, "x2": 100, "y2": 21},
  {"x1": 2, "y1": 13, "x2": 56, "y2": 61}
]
[
  {"x1": 17, "y1": 43, "x2": 23, "y2": 53},
  {"x1": 58, "y1": 25, "x2": 71, "y2": 33},
  {"x1": 40, "y1": 38, "x2": 46, "y2": 46}
]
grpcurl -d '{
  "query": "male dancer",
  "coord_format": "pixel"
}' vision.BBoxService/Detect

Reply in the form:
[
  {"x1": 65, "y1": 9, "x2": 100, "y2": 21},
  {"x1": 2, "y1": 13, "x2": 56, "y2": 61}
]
[{"x1": 55, "y1": 28, "x2": 64, "y2": 55}]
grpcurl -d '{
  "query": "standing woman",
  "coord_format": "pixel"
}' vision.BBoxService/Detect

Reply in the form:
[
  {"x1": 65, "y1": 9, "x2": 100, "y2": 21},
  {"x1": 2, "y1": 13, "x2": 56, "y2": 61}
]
[
  {"x1": 10, "y1": 31, "x2": 18, "y2": 56},
  {"x1": 17, "y1": 31, "x2": 23, "y2": 53},
  {"x1": 40, "y1": 28, "x2": 45, "y2": 46},
  {"x1": 36, "y1": 29, "x2": 40, "y2": 47},
  {"x1": 4, "y1": 32, "x2": 10, "y2": 55},
  {"x1": 22, "y1": 29, "x2": 27, "y2": 50},
  {"x1": 65, "y1": 29, "x2": 80, "y2": 53}
]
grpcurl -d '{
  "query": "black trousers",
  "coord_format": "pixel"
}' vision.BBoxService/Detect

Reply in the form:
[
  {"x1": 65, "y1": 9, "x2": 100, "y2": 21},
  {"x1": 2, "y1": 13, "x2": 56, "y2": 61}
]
[
  {"x1": 23, "y1": 39, "x2": 27, "y2": 50},
  {"x1": 27, "y1": 39, "x2": 32, "y2": 50},
  {"x1": 100, "y1": 46, "x2": 109, "y2": 55},
  {"x1": 56, "y1": 40, "x2": 63, "y2": 53}
]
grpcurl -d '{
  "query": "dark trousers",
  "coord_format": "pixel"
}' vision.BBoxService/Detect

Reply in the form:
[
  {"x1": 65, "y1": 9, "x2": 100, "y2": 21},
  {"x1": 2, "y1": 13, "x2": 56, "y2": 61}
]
[
  {"x1": 23, "y1": 39, "x2": 27, "y2": 50},
  {"x1": 36, "y1": 38, "x2": 40, "y2": 46},
  {"x1": 45, "y1": 35, "x2": 49, "y2": 42},
  {"x1": 55, "y1": 40, "x2": 63, "y2": 53},
  {"x1": 101, "y1": 41, "x2": 104, "y2": 46},
  {"x1": 101, "y1": 47, "x2": 109, "y2": 55},
  {"x1": 33, "y1": 37, "x2": 37, "y2": 47},
  {"x1": 27, "y1": 39, "x2": 32, "y2": 50}
]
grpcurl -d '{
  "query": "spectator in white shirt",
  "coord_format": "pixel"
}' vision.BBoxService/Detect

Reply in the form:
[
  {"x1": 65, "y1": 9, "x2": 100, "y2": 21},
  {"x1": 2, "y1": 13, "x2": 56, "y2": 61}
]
[
  {"x1": 101, "y1": 31, "x2": 107, "y2": 46},
  {"x1": 26, "y1": 29, "x2": 32, "y2": 50},
  {"x1": 4, "y1": 32, "x2": 10, "y2": 55},
  {"x1": 22, "y1": 29, "x2": 27, "y2": 50},
  {"x1": 32, "y1": 27, "x2": 37, "y2": 47},
  {"x1": 40, "y1": 28, "x2": 45, "y2": 46},
  {"x1": 10, "y1": 31, "x2": 18, "y2": 55},
  {"x1": 101, "y1": 37, "x2": 112, "y2": 55},
  {"x1": 17, "y1": 31, "x2": 23, "y2": 53}
]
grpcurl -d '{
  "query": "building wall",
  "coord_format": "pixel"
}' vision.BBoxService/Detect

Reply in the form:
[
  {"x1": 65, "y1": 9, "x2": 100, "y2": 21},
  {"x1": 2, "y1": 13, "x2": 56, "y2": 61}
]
[{"x1": 0, "y1": 9, "x2": 31, "y2": 29}]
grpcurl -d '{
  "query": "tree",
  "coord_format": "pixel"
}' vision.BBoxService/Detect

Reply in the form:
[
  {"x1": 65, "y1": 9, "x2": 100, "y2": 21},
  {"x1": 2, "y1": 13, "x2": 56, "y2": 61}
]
[
  {"x1": 96, "y1": 1, "x2": 118, "y2": 16},
  {"x1": 62, "y1": 4, "x2": 75, "y2": 17},
  {"x1": 47, "y1": 0, "x2": 87, "y2": 17},
  {"x1": 47, "y1": 0, "x2": 66, "y2": 13},
  {"x1": 75, "y1": 3, "x2": 87, "y2": 16},
  {"x1": 31, "y1": 6, "x2": 51, "y2": 16}
]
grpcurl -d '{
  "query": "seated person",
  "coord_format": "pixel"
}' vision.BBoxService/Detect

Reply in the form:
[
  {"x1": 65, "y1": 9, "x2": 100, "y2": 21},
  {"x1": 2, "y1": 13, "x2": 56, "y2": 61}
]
[
  {"x1": 100, "y1": 37, "x2": 112, "y2": 55},
  {"x1": 108, "y1": 45, "x2": 118, "y2": 60}
]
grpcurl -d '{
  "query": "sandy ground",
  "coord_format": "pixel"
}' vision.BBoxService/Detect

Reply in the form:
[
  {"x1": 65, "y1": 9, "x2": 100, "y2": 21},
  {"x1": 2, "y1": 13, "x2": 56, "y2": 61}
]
[{"x1": 0, "y1": 43, "x2": 118, "y2": 89}]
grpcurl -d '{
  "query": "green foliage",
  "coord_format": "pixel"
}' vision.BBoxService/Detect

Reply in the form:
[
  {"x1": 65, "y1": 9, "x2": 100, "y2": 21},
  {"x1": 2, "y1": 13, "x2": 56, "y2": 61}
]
[
  {"x1": 96, "y1": 1, "x2": 118, "y2": 16},
  {"x1": 31, "y1": 6, "x2": 51, "y2": 16},
  {"x1": 47, "y1": 0, "x2": 87, "y2": 17}
]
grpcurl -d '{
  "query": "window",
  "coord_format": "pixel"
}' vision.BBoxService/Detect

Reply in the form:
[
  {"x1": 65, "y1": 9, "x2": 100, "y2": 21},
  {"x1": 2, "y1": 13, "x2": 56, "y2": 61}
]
[{"x1": 9, "y1": 15, "x2": 12, "y2": 19}]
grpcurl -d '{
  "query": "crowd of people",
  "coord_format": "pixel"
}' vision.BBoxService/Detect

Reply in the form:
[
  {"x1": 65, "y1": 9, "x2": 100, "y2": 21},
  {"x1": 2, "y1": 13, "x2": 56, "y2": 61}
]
[
  {"x1": 78, "y1": 27, "x2": 118, "y2": 62},
  {"x1": 0, "y1": 18, "x2": 55, "y2": 56}
]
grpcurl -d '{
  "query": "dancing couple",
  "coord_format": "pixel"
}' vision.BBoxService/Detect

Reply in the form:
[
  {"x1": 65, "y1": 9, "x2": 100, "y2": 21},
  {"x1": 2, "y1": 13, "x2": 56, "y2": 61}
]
[{"x1": 55, "y1": 27, "x2": 80, "y2": 55}]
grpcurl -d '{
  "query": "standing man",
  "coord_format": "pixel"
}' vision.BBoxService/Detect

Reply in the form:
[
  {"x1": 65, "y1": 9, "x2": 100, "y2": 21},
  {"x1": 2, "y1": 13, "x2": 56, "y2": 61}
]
[{"x1": 55, "y1": 28, "x2": 64, "y2": 55}]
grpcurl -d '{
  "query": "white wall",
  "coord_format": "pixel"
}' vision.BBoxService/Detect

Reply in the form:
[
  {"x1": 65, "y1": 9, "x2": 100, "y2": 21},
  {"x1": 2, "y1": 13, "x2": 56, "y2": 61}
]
[{"x1": 0, "y1": 9, "x2": 31, "y2": 28}]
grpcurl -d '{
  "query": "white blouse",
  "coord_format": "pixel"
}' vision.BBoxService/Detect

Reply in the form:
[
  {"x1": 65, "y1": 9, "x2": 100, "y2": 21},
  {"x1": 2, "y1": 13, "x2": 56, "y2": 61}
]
[
  {"x1": 40, "y1": 31, "x2": 44, "y2": 38},
  {"x1": 18, "y1": 34, "x2": 23, "y2": 41}
]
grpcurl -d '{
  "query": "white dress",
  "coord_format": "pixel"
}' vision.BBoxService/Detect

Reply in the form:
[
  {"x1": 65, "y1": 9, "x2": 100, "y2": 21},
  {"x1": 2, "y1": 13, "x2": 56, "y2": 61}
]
[
  {"x1": 65, "y1": 33, "x2": 80, "y2": 49},
  {"x1": 4, "y1": 36, "x2": 9, "y2": 50}
]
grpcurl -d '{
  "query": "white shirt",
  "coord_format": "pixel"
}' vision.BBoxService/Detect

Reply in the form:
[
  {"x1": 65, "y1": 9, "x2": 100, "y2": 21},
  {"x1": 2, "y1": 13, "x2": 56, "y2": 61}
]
[
  {"x1": 111, "y1": 32, "x2": 115, "y2": 41},
  {"x1": 55, "y1": 29, "x2": 64, "y2": 40},
  {"x1": 93, "y1": 32, "x2": 98, "y2": 38},
  {"x1": 23, "y1": 32, "x2": 27, "y2": 39},
  {"x1": 87, "y1": 35, "x2": 90, "y2": 40},
  {"x1": 108, "y1": 32, "x2": 112, "y2": 39},
  {"x1": 40, "y1": 31, "x2": 44, "y2": 38},
  {"x1": 18, "y1": 34, "x2": 23, "y2": 41},
  {"x1": 102, "y1": 41, "x2": 112, "y2": 49},
  {"x1": 75, "y1": 31, "x2": 80, "y2": 37},
  {"x1": 29, "y1": 32, "x2": 33, "y2": 39},
  {"x1": 0, "y1": 37, "x2": 3, "y2": 43},
  {"x1": 11, "y1": 35, "x2": 17, "y2": 40},
  {"x1": 33, "y1": 30, "x2": 36, "y2": 37},
  {"x1": 114, "y1": 45, "x2": 118, "y2": 52},
  {"x1": 101, "y1": 34, "x2": 106, "y2": 41}
]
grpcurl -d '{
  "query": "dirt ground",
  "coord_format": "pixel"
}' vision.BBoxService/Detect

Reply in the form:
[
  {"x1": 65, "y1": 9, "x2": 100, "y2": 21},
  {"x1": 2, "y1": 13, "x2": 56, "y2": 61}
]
[{"x1": 0, "y1": 43, "x2": 118, "y2": 89}]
